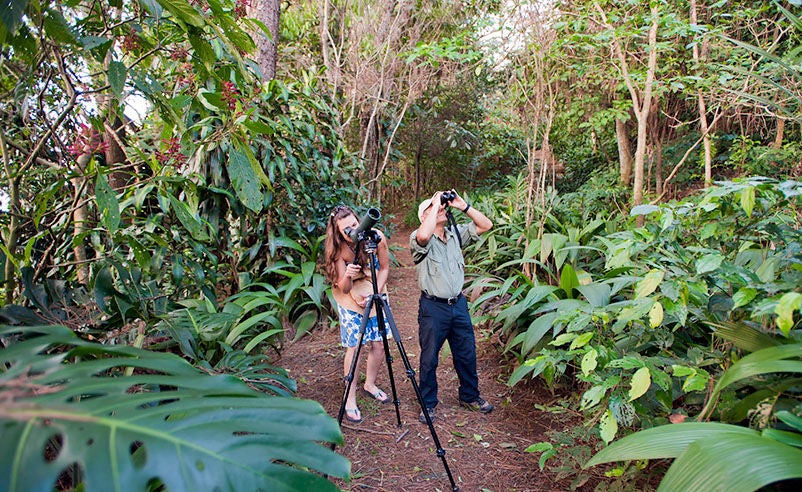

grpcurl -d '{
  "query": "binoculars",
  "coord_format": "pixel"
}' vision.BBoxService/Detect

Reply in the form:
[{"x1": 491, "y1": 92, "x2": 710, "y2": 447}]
[{"x1": 440, "y1": 190, "x2": 457, "y2": 204}]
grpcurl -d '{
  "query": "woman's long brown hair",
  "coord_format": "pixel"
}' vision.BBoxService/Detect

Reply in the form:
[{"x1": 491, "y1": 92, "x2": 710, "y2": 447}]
[{"x1": 323, "y1": 205, "x2": 367, "y2": 285}]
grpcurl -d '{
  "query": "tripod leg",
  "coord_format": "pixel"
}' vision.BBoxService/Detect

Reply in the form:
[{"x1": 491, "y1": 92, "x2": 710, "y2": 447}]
[
  {"x1": 373, "y1": 295, "x2": 402, "y2": 427},
  {"x1": 377, "y1": 295, "x2": 459, "y2": 492},
  {"x1": 334, "y1": 300, "x2": 373, "y2": 433}
]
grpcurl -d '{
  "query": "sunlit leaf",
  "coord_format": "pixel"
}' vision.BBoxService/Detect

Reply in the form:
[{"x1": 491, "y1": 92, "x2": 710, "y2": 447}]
[
  {"x1": 739, "y1": 186, "x2": 755, "y2": 217},
  {"x1": 635, "y1": 269, "x2": 664, "y2": 299},
  {"x1": 599, "y1": 409, "x2": 618, "y2": 444},
  {"x1": 775, "y1": 292, "x2": 802, "y2": 336},
  {"x1": 581, "y1": 348, "x2": 598, "y2": 376},
  {"x1": 581, "y1": 385, "x2": 606, "y2": 410},
  {"x1": 732, "y1": 287, "x2": 757, "y2": 309},
  {"x1": 628, "y1": 367, "x2": 651, "y2": 401},
  {"x1": 649, "y1": 301, "x2": 663, "y2": 328}
]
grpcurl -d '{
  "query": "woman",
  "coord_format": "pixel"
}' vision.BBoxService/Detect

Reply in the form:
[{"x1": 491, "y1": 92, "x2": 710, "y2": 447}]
[{"x1": 323, "y1": 205, "x2": 392, "y2": 423}]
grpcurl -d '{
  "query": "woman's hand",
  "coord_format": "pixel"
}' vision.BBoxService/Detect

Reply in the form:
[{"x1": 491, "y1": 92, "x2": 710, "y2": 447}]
[{"x1": 345, "y1": 262, "x2": 361, "y2": 279}]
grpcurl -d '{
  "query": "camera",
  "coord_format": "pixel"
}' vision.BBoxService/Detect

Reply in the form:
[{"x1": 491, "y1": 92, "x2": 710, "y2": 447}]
[
  {"x1": 440, "y1": 190, "x2": 457, "y2": 204},
  {"x1": 345, "y1": 207, "x2": 381, "y2": 243}
]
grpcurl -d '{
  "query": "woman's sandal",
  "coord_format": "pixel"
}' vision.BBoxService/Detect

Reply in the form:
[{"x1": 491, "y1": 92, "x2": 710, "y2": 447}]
[
  {"x1": 363, "y1": 387, "x2": 390, "y2": 404},
  {"x1": 345, "y1": 407, "x2": 362, "y2": 423}
]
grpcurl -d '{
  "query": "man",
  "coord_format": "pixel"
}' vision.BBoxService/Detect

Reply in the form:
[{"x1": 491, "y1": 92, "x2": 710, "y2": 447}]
[{"x1": 410, "y1": 189, "x2": 494, "y2": 423}]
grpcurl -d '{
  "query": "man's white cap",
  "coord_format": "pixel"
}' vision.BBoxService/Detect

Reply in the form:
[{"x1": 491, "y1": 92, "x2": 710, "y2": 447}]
[{"x1": 417, "y1": 193, "x2": 438, "y2": 222}]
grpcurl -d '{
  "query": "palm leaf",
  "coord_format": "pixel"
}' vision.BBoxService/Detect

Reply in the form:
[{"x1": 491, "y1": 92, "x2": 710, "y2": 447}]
[
  {"x1": 0, "y1": 325, "x2": 348, "y2": 492},
  {"x1": 708, "y1": 321, "x2": 782, "y2": 353},
  {"x1": 712, "y1": 343, "x2": 802, "y2": 397},
  {"x1": 658, "y1": 433, "x2": 802, "y2": 492},
  {"x1": 584, "y1": 422, "x2": 757, "y2": 467}
]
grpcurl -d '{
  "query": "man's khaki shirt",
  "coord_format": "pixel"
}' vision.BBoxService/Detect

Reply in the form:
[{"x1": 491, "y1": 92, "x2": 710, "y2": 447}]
[{"x1": 409, "y1": 222, "x2": 479, "y2": 299}]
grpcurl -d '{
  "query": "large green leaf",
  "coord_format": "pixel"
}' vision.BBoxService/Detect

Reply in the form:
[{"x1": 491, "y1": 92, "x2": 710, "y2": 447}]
[
  {"x1": 576, "y1": 282, "x2": 611, "y2": 308},
  {"x1": 559, "y1": 263, "x2": 579, "y2": 297},
  {"x1": 712, "y1": 343, "x2": 802, "y2": 397},
  {"x1": 708, "y1": 321, "x2": 782, "y2": 353},
  {"x1": 0, "y1": 0, "x2": 27, "y2": 38},
  {"x1": 659, "y1": 433, "x2": 802, "y2": 492},
  {"x1": 95, "y1": 173, "x2": 120, "y2": 234},
  {"x1": 0, "y1": 325, "x2": 348, "y2": 492},
  {"x1": 167, "y1": 192, "x2": 210, "y2": 241},
  {"x1": 156, "y1": 0, "x2": 205, "y2": 27},
  {"x1": 585, "y1": 422, "x2": 757, "y2": 467},
  {"x1": 228, "y1": 146, "x2": 264, "y2": 213}
]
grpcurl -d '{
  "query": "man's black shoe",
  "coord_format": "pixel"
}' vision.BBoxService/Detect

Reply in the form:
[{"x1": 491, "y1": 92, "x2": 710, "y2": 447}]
[
  {"x1": 419, "y1": 407, "x2": 436, "y2": 423},
  {"x1": 459, "y1": 397, "x2": 494, "y2": 414}
]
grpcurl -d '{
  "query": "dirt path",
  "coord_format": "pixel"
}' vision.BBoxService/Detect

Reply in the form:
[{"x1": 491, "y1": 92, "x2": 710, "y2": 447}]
[{"x1": 278, "y1": 227, "x2": 570, "y2": 491}]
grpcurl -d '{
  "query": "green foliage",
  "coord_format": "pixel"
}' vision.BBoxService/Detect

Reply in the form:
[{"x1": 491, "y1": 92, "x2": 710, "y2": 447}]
[
  {"x1": 0, "y1": 0, "x2": 357, "y2": 356},
  {"x1": 464, "y1": 174, "x2": 802, "y2": 489},
  {"x1": 585, "y1": 401, "x2": 802, "y2": 492},
  {"x1": 726, "y1": 136, "x2": 802, "y2": 177},
  {"x1": 526, "y1": 425, "x2": 658, "y2": 491},
  {"x1": 157, "y1": 267, "x2": 327, "y2": 367},
  {"x1": 476, "y1": 178, "x2": 802, "y2": 449},
  {"x1": 585, "y1": 421, "x2": 802, "y2": 492},
  {"x1": 0, "y1": 324, "x2": 348, "y2": 492}
]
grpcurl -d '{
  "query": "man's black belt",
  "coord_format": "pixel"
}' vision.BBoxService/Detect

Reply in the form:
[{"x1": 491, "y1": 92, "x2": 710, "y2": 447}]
[{"x1": 421, "y1": 292, "x2": 462, "y2": 305}]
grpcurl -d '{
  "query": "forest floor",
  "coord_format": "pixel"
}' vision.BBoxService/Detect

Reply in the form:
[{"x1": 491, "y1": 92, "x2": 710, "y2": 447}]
[{"x1": 276, "y1": 224, "x2": 608, "y2": 492}]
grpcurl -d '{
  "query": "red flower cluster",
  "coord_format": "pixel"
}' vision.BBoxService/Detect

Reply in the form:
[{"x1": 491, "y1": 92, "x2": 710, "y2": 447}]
[
  {"x1": 155, "y1": 137, "x2": 187, "y2": 168},
  {"x1": 68, "y1": 124, "x2": 109, "y2": 157},
  {"x1": 122, "y1": 32, "x2": 140, "y2": 53},
  {"x1": 234, "y1": 0, "x2": 250, "y2": 18},
  {"x1": 175, "y1": 62, "x2": 196, "y2": 90},
  {"x1": 170, "y1": 46, "x2": 189, "y2": 61},
  {"x1": 221, "y1": 80, "x2": 240, "y2": 110}
]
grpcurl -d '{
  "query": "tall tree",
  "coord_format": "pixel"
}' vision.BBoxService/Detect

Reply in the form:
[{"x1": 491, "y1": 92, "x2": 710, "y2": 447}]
[
  {"x1": 595, "y1": 2, "x2": 660, "y2": 211},
  {"x1": 249, "y1": 0, "x2": 281, "y2": 80},
  {"x1": 314, "y1": 0, "x2": 482, "y2": 202},
  {"x1": 690, "y1": 0, "x2": 715, "y2": 187}
]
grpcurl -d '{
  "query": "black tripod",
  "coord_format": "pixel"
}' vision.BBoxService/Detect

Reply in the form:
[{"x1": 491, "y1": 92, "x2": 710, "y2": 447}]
[{"x1": 334, "y1": 229, "x2": 458, "y2": 492}]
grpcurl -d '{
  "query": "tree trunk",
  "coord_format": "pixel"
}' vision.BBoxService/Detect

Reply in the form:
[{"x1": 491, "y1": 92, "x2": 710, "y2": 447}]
[
  {"x1": 655, "y1": 139, "x2": 664, "y2": 196},
  {"x1": 634, "y1": 10, "x2": 659, "y2": 209},
  {"x1": 104, "y1": 114, "x2": 129, "y2": 190},
  {"x1": 414, "y1": 141, "x2": 422, "y2": 201},
  {"x1": 72, "y1": 152, "x2": 93, "y2": 285},
  {"x1": 597, "y1": 3, "x2": 660, "y2": 216},
  {"x1": 319, "y1": 0, "x2": 342, "y2": 98},
  {"x1": 691, "y1": 0, "x2": 713, "y2": 187},
  {"x1": 773, "y1": 117, "x2": 785, "y2": 148},
  {"x1": 360, "y1": 111, "x2": 382, "y2": 201},
  {"x1": 616, "y1": 117, "x2": 632, "y2": 185},
  {"x1": 0, "y1": 133, "x2": 19, "y2": 303},
  {"x1": 250, "y1": 0, "x2": 280, "y2": 80},
  {"x1": 103, "y1": 7, "x2": 129, "y2": 190}
]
